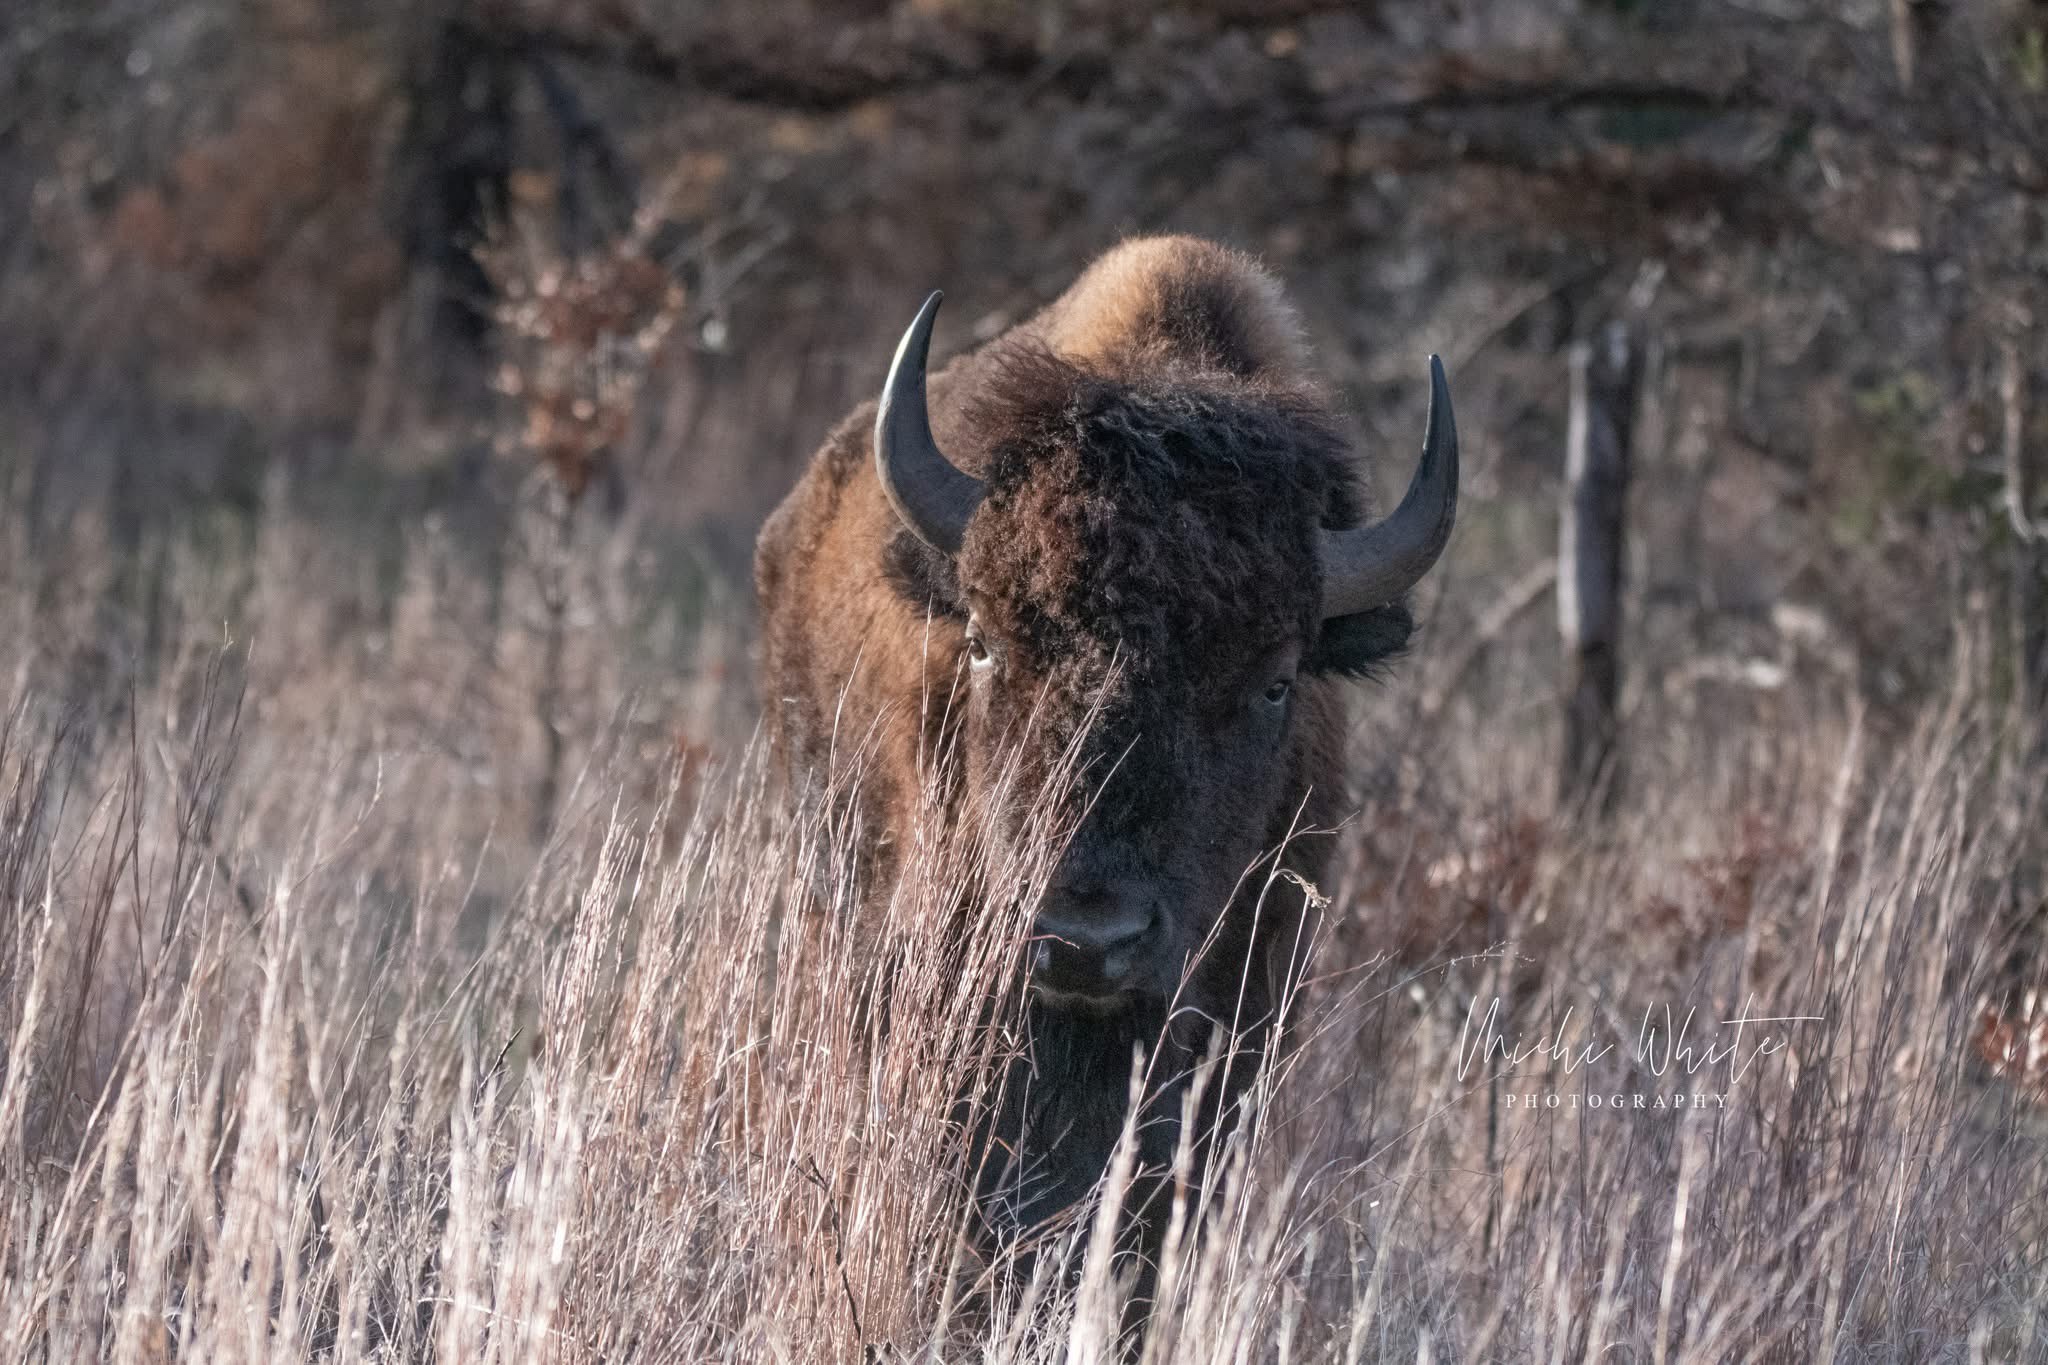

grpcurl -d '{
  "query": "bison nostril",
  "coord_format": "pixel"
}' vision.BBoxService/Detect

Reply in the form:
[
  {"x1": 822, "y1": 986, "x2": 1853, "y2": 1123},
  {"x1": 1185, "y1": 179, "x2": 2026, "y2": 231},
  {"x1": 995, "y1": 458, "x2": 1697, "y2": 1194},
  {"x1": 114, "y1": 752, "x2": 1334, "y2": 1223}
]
[{"x1": 1030, "y1": 899, "x2": 1159, "y2": 996}]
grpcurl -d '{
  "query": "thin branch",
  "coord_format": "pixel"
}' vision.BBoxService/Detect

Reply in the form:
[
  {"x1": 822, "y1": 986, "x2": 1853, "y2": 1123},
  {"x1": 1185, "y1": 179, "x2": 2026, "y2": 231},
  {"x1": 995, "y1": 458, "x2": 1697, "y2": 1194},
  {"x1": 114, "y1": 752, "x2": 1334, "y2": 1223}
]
[
  {"x1": 500, "y1": 9, "x2": 1036, "y2": 114},
  {"x1": 2003, "y1": 334, "x2": 2039, "y2": 545},
  {"x1": 1421, "y1": 558, "x2": 1560, "y2": 719}
]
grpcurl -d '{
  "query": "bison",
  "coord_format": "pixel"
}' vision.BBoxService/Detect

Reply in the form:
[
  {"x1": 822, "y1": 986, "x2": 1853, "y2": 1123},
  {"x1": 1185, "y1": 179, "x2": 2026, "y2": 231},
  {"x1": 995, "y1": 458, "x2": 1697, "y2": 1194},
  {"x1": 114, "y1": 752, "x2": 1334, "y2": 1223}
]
[{"x1": 753, "y1": 236, "x2": 1456, "y2": 1287}]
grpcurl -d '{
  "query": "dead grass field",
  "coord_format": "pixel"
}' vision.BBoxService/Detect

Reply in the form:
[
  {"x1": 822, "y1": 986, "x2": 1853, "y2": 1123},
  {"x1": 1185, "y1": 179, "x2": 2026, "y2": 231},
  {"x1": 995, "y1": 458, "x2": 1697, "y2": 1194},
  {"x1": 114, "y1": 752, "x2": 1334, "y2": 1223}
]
[{"x1": 2, "y1": 488, "x2": 2045, "y2": 1363}]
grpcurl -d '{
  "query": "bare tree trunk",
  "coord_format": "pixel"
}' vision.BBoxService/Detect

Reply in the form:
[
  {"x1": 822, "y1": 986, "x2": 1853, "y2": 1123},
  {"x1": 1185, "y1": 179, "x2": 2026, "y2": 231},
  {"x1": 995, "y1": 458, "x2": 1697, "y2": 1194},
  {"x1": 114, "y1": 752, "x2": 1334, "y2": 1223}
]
[
  {"x1": 1558, "y1": 321, "x2": 1641, "y2": 815},
  {"x1": 1890, "y1": 0, "x2": 1917, "y2": 89},
  {"x1": 532, "y1": 480, "x2": 573, "y2": 844},
  {"x1": 2003, "y1": 335, "x2": 2046, "y2": 721}
]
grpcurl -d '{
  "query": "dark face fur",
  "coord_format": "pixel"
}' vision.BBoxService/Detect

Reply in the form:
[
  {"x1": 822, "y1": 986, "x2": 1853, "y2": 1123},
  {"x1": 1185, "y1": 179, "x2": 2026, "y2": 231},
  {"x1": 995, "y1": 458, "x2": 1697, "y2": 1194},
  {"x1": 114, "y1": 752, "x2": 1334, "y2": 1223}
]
[{"x1": 886, "y1": 348, "x2": 1413, "y2": 1011}]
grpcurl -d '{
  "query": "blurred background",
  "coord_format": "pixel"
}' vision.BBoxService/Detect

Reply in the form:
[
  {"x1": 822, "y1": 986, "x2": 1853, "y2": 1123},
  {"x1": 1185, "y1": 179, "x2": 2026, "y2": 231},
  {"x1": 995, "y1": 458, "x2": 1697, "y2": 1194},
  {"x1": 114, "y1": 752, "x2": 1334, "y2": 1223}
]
[
  {"x1": 3, "y1": 0, "x2": 2045, "y2": 841},
  {"x1": 8, "y1": 8, "x2": 2048, "y2": 1354}
]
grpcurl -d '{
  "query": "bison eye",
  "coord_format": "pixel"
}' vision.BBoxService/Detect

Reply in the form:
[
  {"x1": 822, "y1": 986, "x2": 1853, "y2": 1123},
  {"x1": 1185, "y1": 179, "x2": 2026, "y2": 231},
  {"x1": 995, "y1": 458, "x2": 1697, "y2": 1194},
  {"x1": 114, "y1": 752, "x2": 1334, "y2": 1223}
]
[
  {"x1": 1263, "y1": 678, "x2": 1294, "y2": 706},
  {"x1": 965, "y1": 621, "x2": 993, "y2": 669}
]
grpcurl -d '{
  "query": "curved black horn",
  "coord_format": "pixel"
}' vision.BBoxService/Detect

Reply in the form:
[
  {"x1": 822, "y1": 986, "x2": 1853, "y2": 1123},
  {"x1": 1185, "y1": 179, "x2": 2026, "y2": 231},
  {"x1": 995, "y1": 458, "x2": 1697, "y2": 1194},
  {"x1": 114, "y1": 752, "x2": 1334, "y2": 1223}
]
[
  {"x1": 874, "y1": 291, "x2": 984, "y2": 555},
  {"x1": 1320, "y1": 355, "x2": 1459, "y2": 619}
]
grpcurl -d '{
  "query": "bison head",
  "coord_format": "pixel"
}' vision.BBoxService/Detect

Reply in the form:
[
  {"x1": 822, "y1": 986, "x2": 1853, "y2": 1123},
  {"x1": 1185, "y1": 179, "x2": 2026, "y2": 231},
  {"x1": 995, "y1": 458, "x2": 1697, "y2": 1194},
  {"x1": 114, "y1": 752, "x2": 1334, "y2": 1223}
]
[{"x1": 876, "y1": 292, "x2": 1457, "y2": 1011}]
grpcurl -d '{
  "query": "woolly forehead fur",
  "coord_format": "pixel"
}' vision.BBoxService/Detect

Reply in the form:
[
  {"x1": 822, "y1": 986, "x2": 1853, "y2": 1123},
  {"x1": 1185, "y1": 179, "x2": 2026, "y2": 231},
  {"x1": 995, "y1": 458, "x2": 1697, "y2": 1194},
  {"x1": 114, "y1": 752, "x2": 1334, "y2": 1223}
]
[{"x1": 883, "y1": 236, "x2": 1377, "y2": 685}]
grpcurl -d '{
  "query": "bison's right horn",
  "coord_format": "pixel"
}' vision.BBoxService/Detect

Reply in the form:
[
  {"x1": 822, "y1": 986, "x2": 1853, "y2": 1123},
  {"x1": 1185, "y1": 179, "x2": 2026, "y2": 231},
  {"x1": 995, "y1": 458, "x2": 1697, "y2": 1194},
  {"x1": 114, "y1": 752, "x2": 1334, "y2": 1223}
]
[
  {"x1": 1319, "y1": 355, "x2": 1460, "y2": 619},
  {"x1": 875, "y1": 291, "x2": 984, "y2": 555}
]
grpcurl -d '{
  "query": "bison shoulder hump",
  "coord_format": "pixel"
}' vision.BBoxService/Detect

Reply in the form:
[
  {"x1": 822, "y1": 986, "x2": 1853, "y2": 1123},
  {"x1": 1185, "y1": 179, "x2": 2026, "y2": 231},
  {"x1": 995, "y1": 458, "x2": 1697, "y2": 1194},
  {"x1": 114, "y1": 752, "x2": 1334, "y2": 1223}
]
[{"x1": 1037, "y1": 235, "x2": 1309, "y2": 383}]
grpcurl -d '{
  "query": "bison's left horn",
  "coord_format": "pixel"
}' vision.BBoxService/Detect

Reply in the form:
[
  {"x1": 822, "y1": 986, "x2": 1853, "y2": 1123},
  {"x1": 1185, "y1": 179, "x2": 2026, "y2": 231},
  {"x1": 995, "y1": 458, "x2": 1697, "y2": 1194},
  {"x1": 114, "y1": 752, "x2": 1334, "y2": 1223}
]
[
  {"x1": 1320, "y1": 355, "x2": 1459, "y2": 619},
  {"x1": 875, "y1": 291, "x2": 984, "y2": 555}
]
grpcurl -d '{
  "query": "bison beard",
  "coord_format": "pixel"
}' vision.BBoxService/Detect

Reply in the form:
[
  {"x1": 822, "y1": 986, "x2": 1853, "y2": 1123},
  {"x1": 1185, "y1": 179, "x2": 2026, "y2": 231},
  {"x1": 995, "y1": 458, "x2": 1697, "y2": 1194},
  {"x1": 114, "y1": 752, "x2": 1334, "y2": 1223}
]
[
  {"x1": 971, "y1": 948, "x2": 1295, "y2": 1302},
  {"x1": 752, "y1": 235, "x2": 1456, "y2": 1320}
]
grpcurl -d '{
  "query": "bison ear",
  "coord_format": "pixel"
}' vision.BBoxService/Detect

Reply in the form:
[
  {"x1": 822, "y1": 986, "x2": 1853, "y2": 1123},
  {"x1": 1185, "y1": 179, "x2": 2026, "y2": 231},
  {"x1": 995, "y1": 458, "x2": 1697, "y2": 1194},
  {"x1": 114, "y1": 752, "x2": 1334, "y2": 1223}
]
[
  {"x1": 882, "y1": 528, "x2": 969, "y2": 619},
  {"x1": 1306, "y1": 601, "x2": 1414, "y2": 680}
]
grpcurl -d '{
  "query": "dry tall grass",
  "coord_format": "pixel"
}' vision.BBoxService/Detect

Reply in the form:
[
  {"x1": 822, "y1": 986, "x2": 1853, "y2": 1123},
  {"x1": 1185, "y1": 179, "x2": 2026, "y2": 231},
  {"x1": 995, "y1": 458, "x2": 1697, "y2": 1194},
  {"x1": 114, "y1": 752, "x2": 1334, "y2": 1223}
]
[{"x1": 2, "y1": 496, "x2": 2045, "y2": 1363}]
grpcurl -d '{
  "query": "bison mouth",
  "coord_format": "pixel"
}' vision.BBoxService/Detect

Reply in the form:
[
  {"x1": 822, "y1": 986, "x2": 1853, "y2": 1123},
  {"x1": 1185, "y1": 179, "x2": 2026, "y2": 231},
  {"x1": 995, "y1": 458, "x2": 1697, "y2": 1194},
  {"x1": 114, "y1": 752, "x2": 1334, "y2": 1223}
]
[{"x1": 1027, "y1": 980, "x2": 1140, "y2": 1013}]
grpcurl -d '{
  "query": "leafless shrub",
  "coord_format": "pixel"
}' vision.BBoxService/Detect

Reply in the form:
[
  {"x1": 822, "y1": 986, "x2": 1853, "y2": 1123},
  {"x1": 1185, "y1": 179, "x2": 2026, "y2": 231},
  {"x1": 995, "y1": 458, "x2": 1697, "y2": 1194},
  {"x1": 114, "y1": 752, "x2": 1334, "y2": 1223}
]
[
  {"x1": 482, "y1": 216, "x2": 686, "y2": 504},
  {"x1": 479, "y1": 195, "x2": 689, "y2": 840}
]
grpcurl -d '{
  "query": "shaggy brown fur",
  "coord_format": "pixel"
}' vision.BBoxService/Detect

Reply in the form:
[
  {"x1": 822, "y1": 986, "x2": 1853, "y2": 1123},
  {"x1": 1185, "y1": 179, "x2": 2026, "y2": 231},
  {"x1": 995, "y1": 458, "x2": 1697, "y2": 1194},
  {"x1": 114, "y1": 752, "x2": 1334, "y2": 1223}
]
[{"x1": 754, "y1": 236, "x2": 1416, "y2": 1289}]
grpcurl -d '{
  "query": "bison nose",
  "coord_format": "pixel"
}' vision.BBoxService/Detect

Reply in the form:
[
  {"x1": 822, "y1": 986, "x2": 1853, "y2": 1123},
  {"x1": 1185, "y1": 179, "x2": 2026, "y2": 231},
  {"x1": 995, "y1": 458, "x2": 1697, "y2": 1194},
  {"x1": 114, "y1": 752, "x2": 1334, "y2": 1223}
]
[{"x1": 1030, "y1": 886, "x2": 1159, "y2": 998}]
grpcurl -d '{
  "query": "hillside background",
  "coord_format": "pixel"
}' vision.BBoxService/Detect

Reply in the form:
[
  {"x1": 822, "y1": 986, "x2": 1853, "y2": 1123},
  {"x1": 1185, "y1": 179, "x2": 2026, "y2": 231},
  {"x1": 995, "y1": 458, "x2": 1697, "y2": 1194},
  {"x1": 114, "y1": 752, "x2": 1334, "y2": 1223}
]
[
  {"x1": 5, "y1": 2, "x2": 2048, "y2": 1359},
  {"x1": 9, "y1": 0, "x2": 2046, "y2": 739}
]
